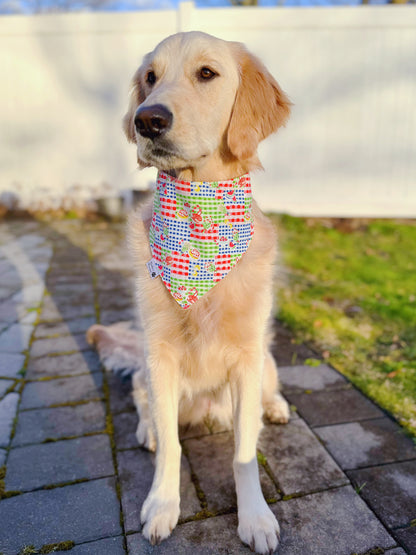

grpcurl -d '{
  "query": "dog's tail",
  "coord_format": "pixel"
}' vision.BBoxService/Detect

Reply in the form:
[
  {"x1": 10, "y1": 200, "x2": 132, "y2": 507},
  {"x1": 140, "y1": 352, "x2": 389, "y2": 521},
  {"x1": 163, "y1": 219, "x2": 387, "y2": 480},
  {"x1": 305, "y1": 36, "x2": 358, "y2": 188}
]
[{"x1": 86, "y1": 321, "x2": 145, "y2": 379}]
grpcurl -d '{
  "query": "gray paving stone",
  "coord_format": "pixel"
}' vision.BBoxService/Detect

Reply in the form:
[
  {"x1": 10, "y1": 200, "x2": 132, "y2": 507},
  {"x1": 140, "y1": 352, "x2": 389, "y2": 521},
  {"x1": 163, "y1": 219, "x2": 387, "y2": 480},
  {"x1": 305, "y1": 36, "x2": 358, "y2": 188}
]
[
  {"x1": 184, "y1": 431, "x2": 278, "y2": 512},
  {"x1": 179, "y1": 418, "x2": 232, "y2": 440},
  {"x1": 46, "y1": 271, "x2": 93, "y2": 285},
  {"x1": 116, "y1": 447, "x2": 154, "y2": 534},
  {"x1": 29, "y1": 333, "x2": 91, "y2": 358},
  {"x1": 348, "y1": 460, "x2": 416, "y2": 529},
  {"x1": 393, "y1": 525, "x2": 416, "y2": 554},
  {"x1": 385, "y1": 548, "x2": 408, "y2": 555},
  {"x1": 20, "y1": 373, "x2": 104, "y2": 410},
  {"x1": 0, "y1": 298, "x2": 25, "y2": 324},
  {"x1": 95, "y1": 252, "x2": 128, "y2": 271},
  {"x1": 99, "y1": 307, "x2": 136, "y2": 327},
  {"x1": 54, "y1": 536, "x2": 126, "y2": 554},
  {"x1": 26, "y1": 350, "x2": 101, "y2": 378},
  {"x1": 315, "y1": 418, "x2": 416, "y2": 470},
  {"x1": 11, "y1": 283, "x2": 45, "y2": 308},
  {"x1": 180, "y1": 453, "x2": 204, "y2": 520},
  {"x1": 34, "y1": 317, "x2": 96, "y2": 339},
  {"x1": 6, "y1": 434, "x2": 114, "y2": 491},
  {"x1": 51, "y1": 253, "x2": 90, "y2": 266},
  {"x1": 16, "y1": 233, "x2": 49, "y2": 251},
  {"x1": 12, "y1": 401, "x2": 106, "y2": 446},
  {"x1": 97, "y1": 293, "x2": 134, "y2": 314},
  {"x1": 0, "y1": 378, "x2": 14, "y2": 398},
  {"x1": 0, "y1": 352, "x2": 26, "y2": 378},
  {"x1": 20, "y1": 309, "x2": 39, "y2": 325},
  {"x1": 273, "y1": 486, "x2": 396, "y2": 554},
  {"x1": 0, "y1": 448, "x2": 6, "y2": 467},
  {"x1": 96, "y1": 274, "x2": 133, "y2": 292},
  {"x1": 127, "y1": 513, "x2": 248, "y2": 554},
  {"x1": 117, "y1": 448, "x2": 201, "y2": 534},
  {"x1": 0, "y1": 323, "x2": 34, "y2": 353},
  {"x1": 278, "y1": 364, "x2": 348, "y2": 392},
  {"x1": 107, "y1": 373, "x2": 135, "y2": 414},
  {"x1": 272, "y1": 322, "x2": 320, "y2": 367},
  {"x1": 53, "y1": 290, "x2": 95, "y2": 307},
  {"x1": 113, "y1": 411, "x2": 138, "y2": 450},
  {"x1": 39, "y1": 295, "x2": 95, "y2": 322},
  {"x1": 258, "y1": 419, "x2": 348, "y2": 496},
  {"x1": 47, "y1": 282, "x2": 95, "y2": 297},
  {"x1": 0, "y1": 392, "x2": 19, "y2": 448},
  {"x1": 286, "y1": 387, "x2": 383, "y2": 427},
  {"x1": 0, "y1": 286, "x2": 18, "y2": 302},
  {"x1": 0, "y1": 478, "x2": 122, "y2": 554},
  {"x1": 0, "y1": 269, "x2": 21, "y2": 297}
]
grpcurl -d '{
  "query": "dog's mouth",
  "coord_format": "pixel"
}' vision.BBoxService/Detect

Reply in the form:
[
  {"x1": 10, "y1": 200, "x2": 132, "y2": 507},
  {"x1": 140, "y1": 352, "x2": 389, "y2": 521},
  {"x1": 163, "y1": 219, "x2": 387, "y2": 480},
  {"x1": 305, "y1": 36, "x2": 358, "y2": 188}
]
[
  {"x1": 138, "y1": 139, "x2": 177, "y2": 167},
  {"x1": 138, "y1": 137, "x2": 208, "y2": 172}
]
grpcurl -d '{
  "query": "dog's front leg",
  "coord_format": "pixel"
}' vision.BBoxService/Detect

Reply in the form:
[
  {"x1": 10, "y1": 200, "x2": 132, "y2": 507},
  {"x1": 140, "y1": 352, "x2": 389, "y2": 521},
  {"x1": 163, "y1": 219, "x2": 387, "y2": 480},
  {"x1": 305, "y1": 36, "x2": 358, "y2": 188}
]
[
  {"x1": 231, "y1": 351, "x2": 280, "y2": 555},
  {"x1": 140, "y1": 348, "x2": 181, "y2": 545}
]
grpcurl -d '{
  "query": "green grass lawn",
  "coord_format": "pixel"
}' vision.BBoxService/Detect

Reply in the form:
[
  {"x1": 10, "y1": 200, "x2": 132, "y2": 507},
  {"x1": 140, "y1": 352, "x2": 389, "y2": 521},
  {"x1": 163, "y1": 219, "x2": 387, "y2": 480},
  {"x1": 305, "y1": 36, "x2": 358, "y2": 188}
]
[{"x1": 272, "y1": 215, "x2": 416, "y2": 438}]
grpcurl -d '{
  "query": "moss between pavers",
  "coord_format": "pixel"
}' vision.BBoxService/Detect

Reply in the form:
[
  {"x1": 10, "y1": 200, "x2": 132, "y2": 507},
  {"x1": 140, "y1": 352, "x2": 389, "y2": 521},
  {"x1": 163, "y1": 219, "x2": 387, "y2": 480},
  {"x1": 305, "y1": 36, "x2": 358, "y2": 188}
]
[
  {"x1": 350, "y1": 547, "x2": 386, "y2": 555},
  {"x1": 181, "y1": 442, "x2": 208, "y2": 510},
  {"x1": 39, "y1": 541, "x2": 75, "y2": 553},
  {"x1": 31, "y1": 350, "x2": 89, "y2": 358},
  {"x1": 178, "y1": 506, "x2": 234, "y2": 525},
  {"x1": 256, "y1": 449, "x2": 282, "y2": 496},
  {"x1": 281, "y1": 484, "x2": 348, "y2": 502},
  {"x1": 41, "y1": 478, "x2": 90, "y2": 491},
  {"x1": 2, "y1": 379, "x2": 20, "y2": 397},
  {"x1": 42, "y1": 430, "x2": 106, "y2": 444},
  {"x1": 47, "y1": 398, "x2": 104, "y2": 410},
  {"x1": 88, "y1": 240, "x2": 127, "y2": 554},
  {"x1": 18, "y1": 540, "x2": 75, "y2": 554},
  {"x1": 4, "y1": 288, "x2": 43, "y2": 455},
  {"x1": 0, "y1": 486, "x2": 22, "y2": 499},
  {"x1": 18, "y1": 547, "x2": 37, "y2": 555},
  {"x1": 25, "y1": 373, "x2": 94, "y2": 383},
  {"x1": 0, "y1": 465, "x2": 21, "y2": 500},
  {"x1": 8, "y1": 415, "x2": 19, "y2": 443}
]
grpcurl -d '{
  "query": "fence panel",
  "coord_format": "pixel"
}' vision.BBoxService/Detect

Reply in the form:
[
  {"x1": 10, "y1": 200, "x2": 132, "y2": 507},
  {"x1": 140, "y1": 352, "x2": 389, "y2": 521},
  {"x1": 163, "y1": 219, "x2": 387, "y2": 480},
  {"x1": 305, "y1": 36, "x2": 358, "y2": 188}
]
[{"x1": 0, "y1": 3, "x2": 415, "y2": 216}]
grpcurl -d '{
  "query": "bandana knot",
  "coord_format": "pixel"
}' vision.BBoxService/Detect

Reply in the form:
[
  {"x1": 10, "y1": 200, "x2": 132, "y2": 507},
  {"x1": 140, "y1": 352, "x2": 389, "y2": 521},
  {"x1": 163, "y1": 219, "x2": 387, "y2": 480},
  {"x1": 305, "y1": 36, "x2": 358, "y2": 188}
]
[{"x1": 148, "y1": 171, "x2": 254, "y2": 309}]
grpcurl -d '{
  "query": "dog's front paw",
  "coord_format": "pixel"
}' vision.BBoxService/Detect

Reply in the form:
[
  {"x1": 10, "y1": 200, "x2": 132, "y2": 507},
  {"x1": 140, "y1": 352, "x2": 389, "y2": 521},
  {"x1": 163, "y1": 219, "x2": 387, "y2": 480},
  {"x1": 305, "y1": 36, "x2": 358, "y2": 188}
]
[
  {"x1": 238, "y1": 505, "x2": 280, "y2": 554},
  {"x1": 141, "y1": 492, "x2": 180, "y2": 545},
  {"x1": 136, "y1": 419, "x2": 156, "y2": 452},
  {"x1": 263, "y1": 392, "x2": 290, "y2": 424}
]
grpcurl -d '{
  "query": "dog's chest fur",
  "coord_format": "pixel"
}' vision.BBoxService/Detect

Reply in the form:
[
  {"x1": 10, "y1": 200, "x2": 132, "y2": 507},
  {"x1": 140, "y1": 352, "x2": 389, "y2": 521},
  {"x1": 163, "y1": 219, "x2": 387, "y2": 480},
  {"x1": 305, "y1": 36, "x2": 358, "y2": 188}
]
[{"x1": 130, "y1": 196, "x2": 277, "y2": 394}]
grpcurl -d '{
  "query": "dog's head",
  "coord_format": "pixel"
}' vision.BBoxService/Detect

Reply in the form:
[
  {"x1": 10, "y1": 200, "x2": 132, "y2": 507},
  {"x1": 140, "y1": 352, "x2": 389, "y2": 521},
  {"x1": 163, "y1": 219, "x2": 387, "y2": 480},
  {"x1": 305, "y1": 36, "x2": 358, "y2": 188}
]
[{"x1": 123, "y1": 31, "x2": 290, "y2": 175}]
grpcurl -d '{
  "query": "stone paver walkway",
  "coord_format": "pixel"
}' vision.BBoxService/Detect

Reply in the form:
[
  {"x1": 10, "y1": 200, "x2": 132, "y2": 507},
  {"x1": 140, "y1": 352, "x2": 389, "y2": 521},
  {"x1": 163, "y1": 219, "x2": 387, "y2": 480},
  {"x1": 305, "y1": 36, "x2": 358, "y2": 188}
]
[{"x1": 0, "y1": 219, "x2": 415, "y2": 555}]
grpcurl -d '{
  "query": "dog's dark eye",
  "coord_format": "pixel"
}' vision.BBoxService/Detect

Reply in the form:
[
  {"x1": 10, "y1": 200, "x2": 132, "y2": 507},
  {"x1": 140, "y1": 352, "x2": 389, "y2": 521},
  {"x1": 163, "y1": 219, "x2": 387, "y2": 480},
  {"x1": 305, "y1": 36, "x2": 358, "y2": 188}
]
[
  {"x1": 199, "y1": 67, "x2": 217, "y2": 81},
  {"x1": 146, "y1": 71, "x2": 156, "y2": 86}
]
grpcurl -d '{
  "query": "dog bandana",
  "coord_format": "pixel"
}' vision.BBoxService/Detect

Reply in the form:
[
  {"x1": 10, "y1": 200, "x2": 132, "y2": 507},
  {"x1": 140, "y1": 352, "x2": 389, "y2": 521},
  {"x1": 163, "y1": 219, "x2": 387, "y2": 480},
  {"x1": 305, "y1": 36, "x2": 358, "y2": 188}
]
[{"x1": 148, "y1": 171, "x2": 254, "y2": 309}]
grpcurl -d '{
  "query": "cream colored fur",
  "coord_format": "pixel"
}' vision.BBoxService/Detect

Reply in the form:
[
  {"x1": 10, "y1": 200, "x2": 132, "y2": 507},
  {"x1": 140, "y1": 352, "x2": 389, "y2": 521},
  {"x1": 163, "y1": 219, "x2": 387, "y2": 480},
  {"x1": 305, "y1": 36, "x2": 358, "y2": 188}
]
[{"x1": 89, "y1": 31, "x2": 291, "y2": 555}]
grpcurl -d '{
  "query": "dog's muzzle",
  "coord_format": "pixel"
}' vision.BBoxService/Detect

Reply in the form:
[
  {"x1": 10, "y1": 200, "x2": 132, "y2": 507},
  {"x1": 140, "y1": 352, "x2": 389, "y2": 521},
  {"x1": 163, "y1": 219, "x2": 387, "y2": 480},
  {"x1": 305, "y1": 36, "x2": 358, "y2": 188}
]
[{"x1": 134, "y1": 104, "x2": 173, "y2": 141}]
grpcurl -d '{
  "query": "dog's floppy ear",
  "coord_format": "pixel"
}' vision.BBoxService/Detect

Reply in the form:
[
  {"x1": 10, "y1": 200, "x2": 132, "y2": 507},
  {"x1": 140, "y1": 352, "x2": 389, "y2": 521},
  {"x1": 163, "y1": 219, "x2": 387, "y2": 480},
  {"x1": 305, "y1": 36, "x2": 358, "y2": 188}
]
[
  {"x1": 227, "y1": 44, "x2": 291, "y2": 161},
  {"x1": 122, "y1": 66, "x2": 146, "y2": 144}
]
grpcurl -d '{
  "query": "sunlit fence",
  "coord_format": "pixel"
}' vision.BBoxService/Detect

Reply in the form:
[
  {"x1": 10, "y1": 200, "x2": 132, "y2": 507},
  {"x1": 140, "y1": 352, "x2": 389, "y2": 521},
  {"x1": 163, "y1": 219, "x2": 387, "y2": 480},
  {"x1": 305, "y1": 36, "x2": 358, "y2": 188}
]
[{"x1": 1, "y1": 2, "x2": 415, "y2": 216}]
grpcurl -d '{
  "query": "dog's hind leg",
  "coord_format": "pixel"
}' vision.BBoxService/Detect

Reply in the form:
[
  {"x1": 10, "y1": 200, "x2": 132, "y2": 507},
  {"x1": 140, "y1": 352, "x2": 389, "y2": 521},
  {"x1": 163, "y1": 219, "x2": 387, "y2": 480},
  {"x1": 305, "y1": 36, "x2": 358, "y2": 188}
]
[
  {"x1": 262, "y1": 350, "x2": 290, "y2": 424},
  {"x1": 140, "y1": 345, "x2": 181, "y2": 545},
  {"x1": 132, "y1": 370, "x2": 156, "y2": 452},
  {"x1": 230, "y1": 349, "x2": 281, "y2": 555}
]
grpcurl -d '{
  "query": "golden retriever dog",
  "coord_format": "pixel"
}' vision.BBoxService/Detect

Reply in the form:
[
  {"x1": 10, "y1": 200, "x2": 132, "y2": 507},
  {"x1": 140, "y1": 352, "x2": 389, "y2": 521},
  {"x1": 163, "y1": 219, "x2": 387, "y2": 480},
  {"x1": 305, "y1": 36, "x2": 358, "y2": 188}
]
[{"x1": 88, "y1": 31, "x2": 291, "y2": 554}]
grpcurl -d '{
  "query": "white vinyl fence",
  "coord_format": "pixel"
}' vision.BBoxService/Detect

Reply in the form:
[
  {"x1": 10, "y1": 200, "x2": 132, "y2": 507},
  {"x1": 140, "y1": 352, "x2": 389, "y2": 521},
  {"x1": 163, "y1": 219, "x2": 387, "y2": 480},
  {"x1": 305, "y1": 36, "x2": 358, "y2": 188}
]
[{"x1": 0, "y1": 2, "x2": 415, "y2": 216}]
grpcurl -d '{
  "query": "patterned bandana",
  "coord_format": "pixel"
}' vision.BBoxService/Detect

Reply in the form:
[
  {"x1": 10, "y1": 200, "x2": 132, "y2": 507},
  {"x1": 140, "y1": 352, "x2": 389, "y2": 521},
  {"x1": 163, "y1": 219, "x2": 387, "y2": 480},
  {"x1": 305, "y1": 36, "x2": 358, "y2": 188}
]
[{"x1": 147, "y1": 171, "x2": 254, "y2": 309}]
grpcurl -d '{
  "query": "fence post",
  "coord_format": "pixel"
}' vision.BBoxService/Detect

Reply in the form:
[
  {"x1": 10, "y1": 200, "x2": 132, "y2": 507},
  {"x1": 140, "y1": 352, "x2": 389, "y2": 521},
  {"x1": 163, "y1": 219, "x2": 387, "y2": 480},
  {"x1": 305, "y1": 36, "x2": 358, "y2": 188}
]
[{"x1": 177, "y1": 1, "x2": 194, "y2": 32}]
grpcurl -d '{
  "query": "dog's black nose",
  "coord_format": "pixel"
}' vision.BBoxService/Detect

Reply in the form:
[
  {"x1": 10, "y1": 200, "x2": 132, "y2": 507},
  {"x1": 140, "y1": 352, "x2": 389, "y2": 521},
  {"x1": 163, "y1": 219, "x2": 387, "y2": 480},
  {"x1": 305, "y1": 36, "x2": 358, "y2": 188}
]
[{"x1": 134, "y1": 104, "x2": 173, "y2": 140}]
